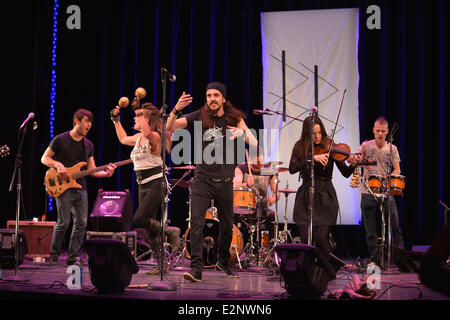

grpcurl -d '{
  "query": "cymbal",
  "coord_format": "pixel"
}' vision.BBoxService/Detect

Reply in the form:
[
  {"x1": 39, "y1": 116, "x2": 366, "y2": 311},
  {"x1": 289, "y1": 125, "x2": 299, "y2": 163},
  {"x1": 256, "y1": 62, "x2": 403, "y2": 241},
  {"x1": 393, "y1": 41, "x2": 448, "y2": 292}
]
[
  {"x1": 264, "y1": 161, "x2": 283, "y2": 166},
  {"x1": 259, "y1": 167, "x2": 289, "y2": 175},
  {"x1": 171, "y1": 165, "x2": 196, "y2": 170},
  {"x1": 278, "y1": 188, "x2": 296, "y2": 194}
]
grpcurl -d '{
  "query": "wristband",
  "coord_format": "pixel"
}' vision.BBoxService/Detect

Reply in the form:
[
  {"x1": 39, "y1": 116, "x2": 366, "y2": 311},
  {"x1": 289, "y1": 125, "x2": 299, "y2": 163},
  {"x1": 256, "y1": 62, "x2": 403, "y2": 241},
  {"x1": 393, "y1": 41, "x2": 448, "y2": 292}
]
[
  {"x1": 110, "y1": 109, "x2": 120, "y2": 123},
  {"x1": 172, "y1": 108, "x2": 182, "y2": 117}
]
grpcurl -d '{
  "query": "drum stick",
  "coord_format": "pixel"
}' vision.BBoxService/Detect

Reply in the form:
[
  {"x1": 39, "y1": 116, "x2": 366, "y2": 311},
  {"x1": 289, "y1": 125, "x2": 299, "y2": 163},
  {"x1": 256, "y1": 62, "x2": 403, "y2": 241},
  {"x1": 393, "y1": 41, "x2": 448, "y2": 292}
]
[{"x1": 245, "y1": 149, "x2": 253, "y2": 177}]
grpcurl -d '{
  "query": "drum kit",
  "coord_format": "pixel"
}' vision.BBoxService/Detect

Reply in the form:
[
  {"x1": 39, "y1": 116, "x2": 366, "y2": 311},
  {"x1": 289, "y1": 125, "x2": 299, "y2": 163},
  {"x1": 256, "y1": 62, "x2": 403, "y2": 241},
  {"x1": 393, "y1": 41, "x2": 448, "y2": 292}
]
[{"x1": 168, "y1": 161, "x2": 296, "y2": 271}]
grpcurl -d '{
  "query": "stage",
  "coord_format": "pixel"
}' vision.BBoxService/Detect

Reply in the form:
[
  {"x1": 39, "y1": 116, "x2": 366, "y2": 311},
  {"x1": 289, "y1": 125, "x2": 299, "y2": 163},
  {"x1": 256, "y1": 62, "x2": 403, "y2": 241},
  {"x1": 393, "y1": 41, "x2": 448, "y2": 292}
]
[{"x1": 0, "y1": 252, "x2": 447, "y2": 303}]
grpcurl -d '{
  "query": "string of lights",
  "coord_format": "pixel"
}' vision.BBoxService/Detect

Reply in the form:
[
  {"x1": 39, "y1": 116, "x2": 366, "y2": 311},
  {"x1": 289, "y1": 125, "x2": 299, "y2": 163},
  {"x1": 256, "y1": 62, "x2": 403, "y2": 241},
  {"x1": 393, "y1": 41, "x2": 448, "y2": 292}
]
[{"x1": 48, "y1": 0, "x2": 59, "y2": 212}]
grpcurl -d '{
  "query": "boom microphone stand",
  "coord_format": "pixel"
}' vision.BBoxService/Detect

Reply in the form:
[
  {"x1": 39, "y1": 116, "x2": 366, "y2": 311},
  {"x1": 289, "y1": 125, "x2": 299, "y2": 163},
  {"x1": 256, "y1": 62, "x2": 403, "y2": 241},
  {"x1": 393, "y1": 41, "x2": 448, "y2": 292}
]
[
  {"x1": 147, "y1": 68, "x2": 177, "y2": 291},
  {"x1": 5, "y1": 117, "x2": 33, "y2": 282}
]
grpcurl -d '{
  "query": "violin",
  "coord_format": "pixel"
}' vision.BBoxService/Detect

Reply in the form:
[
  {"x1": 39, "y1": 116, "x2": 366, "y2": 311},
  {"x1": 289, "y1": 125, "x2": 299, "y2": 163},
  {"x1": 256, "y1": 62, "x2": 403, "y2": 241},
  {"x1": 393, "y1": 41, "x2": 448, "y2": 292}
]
[
  {"x1": 315, "y1": 136, "x2": 375, "y2": 166},
  {"x1": 314, "y1": 136, "x2": 354, "y2": 161}
]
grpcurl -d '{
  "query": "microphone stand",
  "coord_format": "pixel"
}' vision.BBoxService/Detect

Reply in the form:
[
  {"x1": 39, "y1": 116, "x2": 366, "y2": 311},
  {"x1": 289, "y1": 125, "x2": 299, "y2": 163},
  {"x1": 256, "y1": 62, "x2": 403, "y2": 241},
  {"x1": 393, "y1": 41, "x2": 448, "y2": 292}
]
[
  {"x1": 5, "y1": 123, "x2": 30, "y2": 282},
  {"x1": 147, "y1": 70, "x2": 176, "y2": 291},
  {"x1": 257, "y1": 108, "x2": 304, "y2": 123},
  {"x1": 384, "y1": 124, "x2": 398, "y2": 271},
  {"x1": 308, "y1": 109, "x2": 317, "y2": 246}
]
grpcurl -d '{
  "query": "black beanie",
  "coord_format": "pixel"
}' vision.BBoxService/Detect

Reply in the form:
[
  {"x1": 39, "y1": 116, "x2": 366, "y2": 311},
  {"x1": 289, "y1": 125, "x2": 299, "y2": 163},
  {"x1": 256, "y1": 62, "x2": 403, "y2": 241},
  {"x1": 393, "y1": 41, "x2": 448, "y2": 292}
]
[{"x1": 206, "y1": 81, "x2": 227, "y2": 98}]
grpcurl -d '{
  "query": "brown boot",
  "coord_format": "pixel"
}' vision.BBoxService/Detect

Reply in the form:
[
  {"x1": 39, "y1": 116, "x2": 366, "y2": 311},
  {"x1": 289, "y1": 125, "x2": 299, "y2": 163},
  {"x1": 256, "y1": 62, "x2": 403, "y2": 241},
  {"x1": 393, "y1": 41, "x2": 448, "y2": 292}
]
[
  {"x1": 166, "y1": 226, "x2": 181, "y2": 253},
  {"x1": 147, "y1": 218, "x2": 161, "y2": 234},
  {"x1": 146, "y1": 236, "x2": 169, "y2": 275},
  {"x1": 146, "y1": 257, "x2": 169, "y2": 275}
]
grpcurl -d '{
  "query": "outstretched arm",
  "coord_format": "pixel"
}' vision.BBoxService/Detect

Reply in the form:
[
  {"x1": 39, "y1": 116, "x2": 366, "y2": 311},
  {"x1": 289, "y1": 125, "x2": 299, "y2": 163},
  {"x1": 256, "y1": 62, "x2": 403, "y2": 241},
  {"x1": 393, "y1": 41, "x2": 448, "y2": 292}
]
[
  {"x1": 111, "y1": 106, "x2": 139, "y2": 146},
  {"x1": 166, "y1": 92, "x2": 192, "y2": 131}
]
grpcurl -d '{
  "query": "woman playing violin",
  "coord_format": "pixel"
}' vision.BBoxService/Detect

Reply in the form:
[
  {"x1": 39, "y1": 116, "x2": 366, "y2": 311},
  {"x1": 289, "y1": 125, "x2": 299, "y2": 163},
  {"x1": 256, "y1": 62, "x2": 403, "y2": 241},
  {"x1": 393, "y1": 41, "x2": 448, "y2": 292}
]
[{"x1": 288, "y1": 115, "x2": 359, "y2": 259}]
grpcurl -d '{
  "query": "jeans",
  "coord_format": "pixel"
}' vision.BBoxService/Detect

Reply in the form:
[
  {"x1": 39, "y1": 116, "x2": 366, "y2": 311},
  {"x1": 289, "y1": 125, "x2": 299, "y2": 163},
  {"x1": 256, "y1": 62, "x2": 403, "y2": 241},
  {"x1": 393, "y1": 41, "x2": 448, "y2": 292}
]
[
  {"x1": 50, "y1": 189, "x2": 88, "y2": 260},
  {"x1": 189, "y1": 178, "x2": 234, "y2": 273},
  {"x1": 361, "y1": 193, "x2": 405, "y2": 256}
]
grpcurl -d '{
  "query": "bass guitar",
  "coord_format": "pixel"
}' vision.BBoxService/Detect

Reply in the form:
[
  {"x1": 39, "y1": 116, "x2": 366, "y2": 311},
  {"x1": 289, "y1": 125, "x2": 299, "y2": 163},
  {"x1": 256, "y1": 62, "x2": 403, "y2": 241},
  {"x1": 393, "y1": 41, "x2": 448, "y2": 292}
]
[{"x1": 44, "y1": 159, "x2": 132, "y2": 198}]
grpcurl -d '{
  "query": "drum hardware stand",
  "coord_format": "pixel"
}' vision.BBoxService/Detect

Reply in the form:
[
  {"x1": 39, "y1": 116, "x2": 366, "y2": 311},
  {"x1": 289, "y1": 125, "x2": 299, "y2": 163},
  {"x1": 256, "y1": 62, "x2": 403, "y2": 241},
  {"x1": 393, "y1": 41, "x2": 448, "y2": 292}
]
[
  {"x1": 382, "y1": 123, "x2": 398, "y2": 272},
  {"x1": 232, "y1": 244, "x2": 243, "y2": 270},
  {"x1": 279, "y1": 183, "x2": 294, "y2": 243},
  {"x1": 262, "y1": 169, "x2": 281, "y2": 268},
  {"x1": 239, "y1": 224, "x2": 257, "y2": 268},
  {"x1": 172, "y1": 184, "x2": 193, "y2": 269},
  {"x1": 365, "y1": 183, "x2": 388, "y2": 269}
]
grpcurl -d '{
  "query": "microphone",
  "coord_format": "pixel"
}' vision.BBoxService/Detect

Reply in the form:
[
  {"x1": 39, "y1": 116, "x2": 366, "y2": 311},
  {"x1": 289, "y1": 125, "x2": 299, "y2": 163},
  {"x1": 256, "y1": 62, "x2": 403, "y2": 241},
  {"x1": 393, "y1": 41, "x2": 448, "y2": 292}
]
[
  {"x1": 19, "y1": 112, "x2": 35, "y2": 130},
  {"x1": 361, "y1": 160, "x2": 377, "y2": 166},
  {"x1": 161, "y1": 68, "x2": 176, "y2": 82},
  {"x1": 309, "y1": 106, "x2": 318, "y2": 115},
  {"x1": 253, "y1": 109, "x2": 273, "y2": 115}
]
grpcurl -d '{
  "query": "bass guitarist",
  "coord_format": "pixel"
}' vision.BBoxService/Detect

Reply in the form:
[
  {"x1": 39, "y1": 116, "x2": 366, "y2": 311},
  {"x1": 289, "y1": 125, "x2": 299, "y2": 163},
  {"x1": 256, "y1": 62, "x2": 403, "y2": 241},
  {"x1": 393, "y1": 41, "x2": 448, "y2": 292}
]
[{"x1": 41, "y1": 108, "x2": 116, "y2": 266}]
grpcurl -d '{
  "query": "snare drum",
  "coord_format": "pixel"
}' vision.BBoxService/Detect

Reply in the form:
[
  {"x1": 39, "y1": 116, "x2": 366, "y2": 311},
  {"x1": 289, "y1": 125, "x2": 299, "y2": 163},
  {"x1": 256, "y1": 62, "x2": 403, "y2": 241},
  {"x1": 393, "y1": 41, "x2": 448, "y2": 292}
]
[
  {"x1": 389, "y1": 174, "x2": 406, "y2": 196},
  {"x1": 233, "y1": 188, "x2": 256, "y2": 214},
  {"x1": 368, "y1": 175, "x2": 385, "y2": 193}
]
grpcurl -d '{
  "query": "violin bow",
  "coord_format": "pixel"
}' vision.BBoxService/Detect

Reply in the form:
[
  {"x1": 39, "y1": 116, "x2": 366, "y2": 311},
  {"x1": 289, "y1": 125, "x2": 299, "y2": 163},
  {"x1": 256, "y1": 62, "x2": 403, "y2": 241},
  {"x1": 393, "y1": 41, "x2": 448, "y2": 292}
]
[{"x1": 325, "y1": 89, "x2": 347, "y2": 160}]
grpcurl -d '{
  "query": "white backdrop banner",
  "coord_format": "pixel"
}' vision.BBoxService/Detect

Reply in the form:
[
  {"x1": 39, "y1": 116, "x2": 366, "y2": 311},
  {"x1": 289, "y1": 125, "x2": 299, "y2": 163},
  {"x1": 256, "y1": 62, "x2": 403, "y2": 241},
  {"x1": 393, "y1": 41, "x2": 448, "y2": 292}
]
[{"x1": 261, "y1": 8, "x2": 360, "y2": 225}]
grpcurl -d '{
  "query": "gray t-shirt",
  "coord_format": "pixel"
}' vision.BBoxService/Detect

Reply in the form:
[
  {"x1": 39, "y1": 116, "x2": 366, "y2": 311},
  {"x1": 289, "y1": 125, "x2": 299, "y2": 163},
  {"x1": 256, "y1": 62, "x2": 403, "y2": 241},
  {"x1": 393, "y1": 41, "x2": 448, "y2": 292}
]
[{"x1": 356, "y1": 140, "x2": 400, "y2": 194}]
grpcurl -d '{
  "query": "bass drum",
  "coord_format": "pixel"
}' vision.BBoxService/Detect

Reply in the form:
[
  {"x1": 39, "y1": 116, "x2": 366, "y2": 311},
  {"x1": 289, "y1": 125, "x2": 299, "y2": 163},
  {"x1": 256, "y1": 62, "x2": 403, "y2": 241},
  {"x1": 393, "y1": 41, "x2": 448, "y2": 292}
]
[{"x1": 184, "y1": 216, "x2": 244, "y2": 267}]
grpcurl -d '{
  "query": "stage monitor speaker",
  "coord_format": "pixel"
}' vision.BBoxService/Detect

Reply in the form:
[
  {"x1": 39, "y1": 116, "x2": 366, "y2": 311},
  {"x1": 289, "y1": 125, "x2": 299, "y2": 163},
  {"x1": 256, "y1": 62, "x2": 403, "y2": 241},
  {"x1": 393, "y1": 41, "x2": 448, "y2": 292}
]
[
  {"x1": 83, "y1": 238, "x2": 139, "y2": 294},
  {"x1": 418, "y1": 222, "x2": 450, "y2": 296},
  {"x1": 0, "y1": 229, "x2": 28, "y2": 269},
  {"x1": 275, "y1": 243, "x2": 336, "y2": 299},
  {"x1": 90, "y1": 189, "x2": 133, "y2": 232},
  {"x1": 392, "y1": 245, "x2": 419, "y2": 273}
]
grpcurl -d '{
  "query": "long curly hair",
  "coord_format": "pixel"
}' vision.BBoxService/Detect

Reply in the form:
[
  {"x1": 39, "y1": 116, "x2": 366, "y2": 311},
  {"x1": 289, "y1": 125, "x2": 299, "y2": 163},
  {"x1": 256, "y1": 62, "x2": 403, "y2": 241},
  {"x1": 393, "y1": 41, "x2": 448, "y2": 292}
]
[{"x1": 200, "y1": 100, "x2": 246, "y2": 129}]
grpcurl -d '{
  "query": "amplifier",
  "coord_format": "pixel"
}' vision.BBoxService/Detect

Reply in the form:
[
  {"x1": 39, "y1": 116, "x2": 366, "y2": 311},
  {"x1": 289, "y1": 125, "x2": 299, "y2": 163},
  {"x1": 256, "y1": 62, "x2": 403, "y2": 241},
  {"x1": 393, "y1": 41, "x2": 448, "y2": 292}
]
[
  {"x1": 86, "y1": 231, "x2": 137, "y2": 258},
  {"x1": 6, "y1": 220, "x2": 56, "y2": 258}
]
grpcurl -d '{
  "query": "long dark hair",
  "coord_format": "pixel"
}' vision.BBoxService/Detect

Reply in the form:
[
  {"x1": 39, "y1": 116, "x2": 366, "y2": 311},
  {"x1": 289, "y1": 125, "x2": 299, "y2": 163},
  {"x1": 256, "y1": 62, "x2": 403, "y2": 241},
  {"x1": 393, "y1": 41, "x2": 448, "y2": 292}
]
[
  {"x1": 135, "y1": 102, "x2": 172, "y2": 154},
  {"x1": 292, "y1": 116, "x2": 328, "y2": 161},
  {"x1": 200, "y1": 100, "x2": 246, "y2": 129}
]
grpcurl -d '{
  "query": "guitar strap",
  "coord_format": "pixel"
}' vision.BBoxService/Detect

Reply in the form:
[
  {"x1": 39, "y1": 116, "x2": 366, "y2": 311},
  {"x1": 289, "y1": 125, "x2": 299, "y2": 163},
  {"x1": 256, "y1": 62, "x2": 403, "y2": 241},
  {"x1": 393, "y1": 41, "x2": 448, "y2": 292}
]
[{"x1": 82, "y1": 137, "x2": 89, "y2": 164}]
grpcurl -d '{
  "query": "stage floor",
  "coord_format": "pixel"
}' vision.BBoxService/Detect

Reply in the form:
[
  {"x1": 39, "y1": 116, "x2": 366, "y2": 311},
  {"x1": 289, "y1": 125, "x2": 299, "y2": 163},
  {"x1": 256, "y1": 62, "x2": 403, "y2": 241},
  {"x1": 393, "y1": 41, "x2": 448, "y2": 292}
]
[{"x1": 0, "y1": 253, "x2": 448, "y2": 304}]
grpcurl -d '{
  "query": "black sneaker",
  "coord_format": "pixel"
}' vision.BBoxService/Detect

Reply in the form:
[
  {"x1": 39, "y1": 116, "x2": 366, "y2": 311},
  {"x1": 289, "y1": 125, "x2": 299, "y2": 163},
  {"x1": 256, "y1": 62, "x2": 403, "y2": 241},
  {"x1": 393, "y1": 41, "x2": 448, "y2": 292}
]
[
  {"x1": 216, "y1": 261, "x2": 239, "y2": 278},
  {"x1": 183, "y1": 270, "x2": 202, "y2": 282}
]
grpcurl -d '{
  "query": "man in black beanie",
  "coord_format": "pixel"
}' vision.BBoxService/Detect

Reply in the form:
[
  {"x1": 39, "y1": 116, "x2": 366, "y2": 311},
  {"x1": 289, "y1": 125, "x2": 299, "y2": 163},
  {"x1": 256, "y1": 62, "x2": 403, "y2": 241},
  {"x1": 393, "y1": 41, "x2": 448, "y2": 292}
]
[{"x1": 167, "y1": 82, "x2": 258, "y2": 282}]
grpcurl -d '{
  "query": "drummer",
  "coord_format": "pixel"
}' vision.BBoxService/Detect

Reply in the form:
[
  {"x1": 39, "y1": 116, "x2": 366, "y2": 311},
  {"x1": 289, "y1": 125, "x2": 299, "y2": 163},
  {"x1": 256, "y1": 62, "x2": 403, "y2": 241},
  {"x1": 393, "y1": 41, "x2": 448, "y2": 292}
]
[
  {"x1": 233, "y1": 147, "x2": 280, "y2": 236},
  {"x1": 356, "y1": 116, "x2": 405, "y2": 260}
]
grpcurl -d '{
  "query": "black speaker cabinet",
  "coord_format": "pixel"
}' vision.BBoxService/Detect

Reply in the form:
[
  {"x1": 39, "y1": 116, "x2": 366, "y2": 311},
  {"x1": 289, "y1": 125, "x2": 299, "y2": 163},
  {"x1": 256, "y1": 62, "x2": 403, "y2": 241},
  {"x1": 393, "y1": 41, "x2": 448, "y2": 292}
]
[
  {"x1": 275, "y1": 243, "x2": 336, "y2": 299},
  {"x1": 83, "y1": 238, "x2": 139, "y2": 294},
  {"x1": 0, "y1": 229, "x2": 28, "y2": 269},
  {"x1": 90, "y1": 190, "x2": 133, "y2": 232}
]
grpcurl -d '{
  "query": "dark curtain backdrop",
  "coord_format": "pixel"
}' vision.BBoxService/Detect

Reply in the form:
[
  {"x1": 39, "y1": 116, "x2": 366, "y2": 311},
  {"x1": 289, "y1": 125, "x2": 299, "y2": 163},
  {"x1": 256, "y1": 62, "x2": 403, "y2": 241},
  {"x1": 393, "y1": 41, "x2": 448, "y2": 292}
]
[{"x1": 1, "y1": 0, "x2": 447, "y2": 255}]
